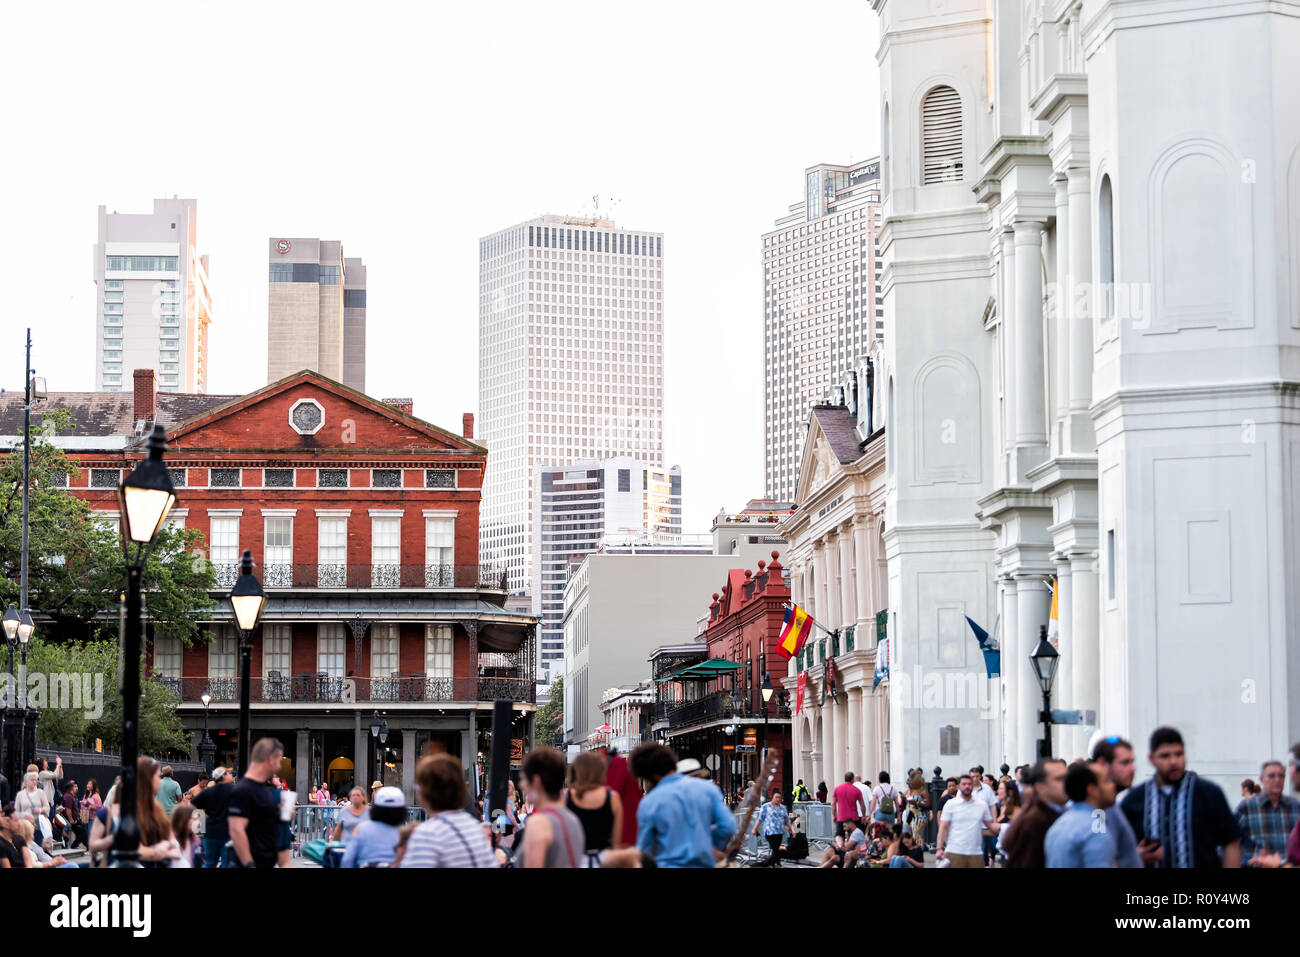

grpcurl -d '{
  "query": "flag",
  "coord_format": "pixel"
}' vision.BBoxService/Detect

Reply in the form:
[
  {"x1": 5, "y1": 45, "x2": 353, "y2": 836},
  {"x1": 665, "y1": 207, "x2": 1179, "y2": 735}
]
[
  {"x1": 795, "y1": 672, "x2": 806, "y2": 715},
  {"x1": 1047, "y1": 579, "x2": 1060, "y2": 649},
  {"x1": 777, "y1": 604, "x2": 813, "y2": 660},
  {"x1": 966, "y1": 616, "x2": 1000, "y2": 678},
  {"x1": 873, "y1": 637, "x2": 890, "y2": 690}
]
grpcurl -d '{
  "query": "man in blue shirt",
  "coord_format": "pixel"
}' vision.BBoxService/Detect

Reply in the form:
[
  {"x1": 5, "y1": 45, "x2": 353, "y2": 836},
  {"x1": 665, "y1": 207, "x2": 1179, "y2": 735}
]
[
  {"x1": 1045, "y1": 760, "x2": 1118, "y2": 868},
  {"x1": 631, "y1": 743, "x2": 736, "y2": 868}
]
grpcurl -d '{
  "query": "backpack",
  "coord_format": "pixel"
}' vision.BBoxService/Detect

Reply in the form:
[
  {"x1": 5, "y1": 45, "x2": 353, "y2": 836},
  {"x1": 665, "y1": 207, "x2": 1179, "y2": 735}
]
[{"x1": 878, "y1": 786, "x2": 896, "y2": 817}]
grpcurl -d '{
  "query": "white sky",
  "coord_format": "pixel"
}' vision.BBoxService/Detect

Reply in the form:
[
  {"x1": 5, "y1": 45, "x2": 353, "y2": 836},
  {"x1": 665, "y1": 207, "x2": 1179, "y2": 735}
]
[{"x1": 0, "y1": 0, "x2": 880, "y2": 534}]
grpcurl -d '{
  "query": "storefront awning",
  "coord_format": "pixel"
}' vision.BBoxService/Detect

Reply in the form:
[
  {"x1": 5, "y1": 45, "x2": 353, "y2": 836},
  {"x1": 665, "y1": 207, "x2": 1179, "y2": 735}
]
[{"x1": 656, "y1": 658, "x2": 742, "y2": 682}]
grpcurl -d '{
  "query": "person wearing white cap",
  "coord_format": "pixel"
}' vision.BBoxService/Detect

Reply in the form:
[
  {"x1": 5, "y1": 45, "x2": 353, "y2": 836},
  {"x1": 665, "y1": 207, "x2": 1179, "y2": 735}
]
[{"x1": 341, "y1": 786, "x2": 408, "y2": 868}]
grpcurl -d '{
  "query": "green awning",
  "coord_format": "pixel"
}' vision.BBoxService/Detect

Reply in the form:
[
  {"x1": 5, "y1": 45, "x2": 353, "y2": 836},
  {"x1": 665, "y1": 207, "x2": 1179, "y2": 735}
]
[{"x1": 656, "y1": 658, "x2": 742, "y2": 682}]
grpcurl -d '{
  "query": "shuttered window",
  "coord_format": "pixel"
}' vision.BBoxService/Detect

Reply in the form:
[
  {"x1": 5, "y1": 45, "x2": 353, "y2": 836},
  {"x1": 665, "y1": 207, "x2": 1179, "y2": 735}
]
[{"x1": 921, "y1": 85, "x2": 963, "y2": 185}]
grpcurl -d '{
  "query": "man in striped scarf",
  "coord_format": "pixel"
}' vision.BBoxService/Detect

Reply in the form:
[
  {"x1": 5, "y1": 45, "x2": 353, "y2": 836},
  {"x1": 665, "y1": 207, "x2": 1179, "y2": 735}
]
[{"x1": 1119, "y1": 726, "x2": 1241, "y2": 868}]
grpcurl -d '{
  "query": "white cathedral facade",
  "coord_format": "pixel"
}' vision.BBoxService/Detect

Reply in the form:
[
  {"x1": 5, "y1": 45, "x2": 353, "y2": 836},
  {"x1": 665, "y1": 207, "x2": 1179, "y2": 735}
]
[{"x1": 873, "y1": 0, "x2": 1300, "y2": 791}]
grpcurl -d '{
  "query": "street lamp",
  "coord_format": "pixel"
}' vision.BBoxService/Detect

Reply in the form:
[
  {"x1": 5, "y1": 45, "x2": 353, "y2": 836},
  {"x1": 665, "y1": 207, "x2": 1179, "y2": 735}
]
[
  {"x1": 761, "y1": 672, "x2": 774, "y2": 771},
  {"x1": 228, "y1": 550, "x2": 266, "y2": 776},
  {"x1": 113, "y1": 423, "x2": 177, "y2": 867},
  {"x1": 199, "y1": 690, "x2": 215, "y2": 773},
  {"x1": 369, "y1": 711, "x2": 389, "y2": 784},
  {"x1": 3, "y1": 604, "x2": 16, "y2": 677},
  {"x1": 1029, "y1": 624, "x2": 1060, "y2": 759}
]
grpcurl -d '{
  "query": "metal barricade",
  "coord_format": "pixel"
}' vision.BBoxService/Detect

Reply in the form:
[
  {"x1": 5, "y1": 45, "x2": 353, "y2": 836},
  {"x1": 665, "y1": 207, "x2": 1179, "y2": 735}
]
[
  {"x1": 291, "y1": 804, "x2": 427, "y2": 856},
  {"x1": 793, "y1": 801, "x2": 835, "y2": 841}
]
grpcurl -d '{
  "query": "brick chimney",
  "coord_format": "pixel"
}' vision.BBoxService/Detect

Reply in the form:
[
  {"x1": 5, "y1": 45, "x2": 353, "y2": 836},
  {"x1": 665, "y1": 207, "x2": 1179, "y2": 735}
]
[
  {"x1": 133, "y1": 368, "x2": 156, "y2": 425},
  {"x1": 462, "y1": 412, "x2": 474, "y2": 439},
  {"x1": 382, "y1": 397, "x2": 413, "y2": 416}
]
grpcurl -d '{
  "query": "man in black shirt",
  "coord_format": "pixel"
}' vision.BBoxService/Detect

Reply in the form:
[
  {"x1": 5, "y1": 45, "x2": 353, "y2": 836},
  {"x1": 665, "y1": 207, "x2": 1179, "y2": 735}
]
[
  {"x1": 193, "y1": 766, "x2": 235, "y2": 868},
  {"x1": 1120, "y1": 726, "x2": 1241, "y2": 868},
  {"x1": 228, "y1": 738, "x2": 286, "y2": 869}
]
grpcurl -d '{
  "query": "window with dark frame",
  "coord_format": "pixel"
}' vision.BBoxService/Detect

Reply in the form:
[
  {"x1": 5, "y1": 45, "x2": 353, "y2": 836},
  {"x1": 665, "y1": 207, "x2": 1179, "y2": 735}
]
[
  {"x1": 211, "y1": 468, "x2": 241, "y2": 487},
  {"x1": 372, "y1": 469, "x2": 401, "y2": 488}
]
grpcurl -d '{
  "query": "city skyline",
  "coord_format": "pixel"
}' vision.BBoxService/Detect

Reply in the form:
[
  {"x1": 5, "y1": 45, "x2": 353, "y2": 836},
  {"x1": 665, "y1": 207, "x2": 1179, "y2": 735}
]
[{"x1": 0, "y1": 0, "x2": 882, "y2": 536}]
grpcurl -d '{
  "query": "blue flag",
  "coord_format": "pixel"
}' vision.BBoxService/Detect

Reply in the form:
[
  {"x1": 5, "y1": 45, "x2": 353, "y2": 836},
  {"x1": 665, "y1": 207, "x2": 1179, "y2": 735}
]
[{"x1": 966, "y1": 616, "x2": 1000, "y2": 678}]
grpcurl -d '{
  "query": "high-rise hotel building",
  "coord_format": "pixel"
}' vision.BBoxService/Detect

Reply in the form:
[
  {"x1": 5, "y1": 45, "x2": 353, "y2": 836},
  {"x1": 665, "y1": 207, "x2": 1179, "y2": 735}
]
[
  {"x1": 267, "y1": 238, "x2": 366, "y2": 391},
  {"x1": 94, "y1": 198, "x2": 213, "y2": 394},
  {"x1": 478, "y1": 215, "x2": 665, "y2": 685},
  {"x1": 763, "y1": 160, "x2": 882, "y2": 501},
  {"x1": 533, "y1": 458, "x2": 681, "y2": 686}
]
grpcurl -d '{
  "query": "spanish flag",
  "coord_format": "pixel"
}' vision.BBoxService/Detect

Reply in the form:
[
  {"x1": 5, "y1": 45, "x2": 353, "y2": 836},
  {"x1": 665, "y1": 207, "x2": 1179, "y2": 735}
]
[{"x1": 777, "y1": 604, "x2": 813, "y2": 660}]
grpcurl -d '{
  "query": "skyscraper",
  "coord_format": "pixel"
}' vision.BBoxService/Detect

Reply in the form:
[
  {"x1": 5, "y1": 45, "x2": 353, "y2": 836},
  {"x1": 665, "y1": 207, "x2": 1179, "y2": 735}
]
[
  {"x1": 478, "y1": 215, "x2": 665, "y2": 686},
  {"x1": 94, "y1": 198, "x2": 213, "y2": 394},
  {"x1": 763, "y1": 160, "x2": 882, "y2": 501},
  {"x1": 267, "y1": 238, "x2": 366, "y2": 391},
  {"x1": 534, "y1": 457, "x2": 681, "y2": 684}
]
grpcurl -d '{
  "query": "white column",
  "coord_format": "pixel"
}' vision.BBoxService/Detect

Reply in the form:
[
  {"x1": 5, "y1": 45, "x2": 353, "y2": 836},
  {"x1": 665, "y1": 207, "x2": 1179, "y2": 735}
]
[
  {"x1": 825, "y1": 529, "x2": 840, "y2": 628},
  {"x1": 1013, "y1": 220, "x2": 1047, "y2": 480},
  {"x1": 1001, "y1": 579, "x2": 1021, "y2": 763},
  {"x1": 853, "y1": 516, "x2": 873, "y2": 631},
  {"x1": 1071, "y1": 552, "x2": 1100, "y2": 752},
  {"x1": 838, "y1": 522, "x2": 856, "y2": 630},
  {"x1": 812, "y1": 541, "x2": 828, "y2": 622},
  {"x1": 1052, "y1": 176, "x2": 1070, "y2": 457},
  {"x1": 1016, "y1": 576, "x2": 1052, "y2": 761},
  {"x1": 1000, "y1": 228, "x2": 1017, "y2": 471},
  {"x1": 1054, "y1": 562, "x2": 1074, "y2": 757},
  {"x1": 811, "y1": 704, "x2": 825, "y2": 792},
  {"x1": 834, "y1": 694, "x2": 849, "y2": 784},
  {"x1": 848, "y1": 686, "x2": 863, "y2": 779},
  {"x1": 1066, "y1": 167, "x2": 1095, "y2": 453},
  {"x1": 821, "y1": 695, "x2": 836, "y2": 786},
  {"x1": 862, "y1": 686, "x2": 879, "y2": 778}
]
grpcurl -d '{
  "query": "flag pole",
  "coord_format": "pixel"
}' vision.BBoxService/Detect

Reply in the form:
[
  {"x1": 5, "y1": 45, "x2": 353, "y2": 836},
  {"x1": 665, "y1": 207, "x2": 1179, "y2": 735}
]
[{"x1": 782, "y1": 601, "x2": 840, "y2": 641}]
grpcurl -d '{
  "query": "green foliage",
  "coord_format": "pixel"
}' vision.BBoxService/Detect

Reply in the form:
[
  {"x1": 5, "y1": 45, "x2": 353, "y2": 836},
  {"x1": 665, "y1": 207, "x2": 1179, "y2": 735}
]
[
  {"x1": 0, "y1": 409, "x2": 216, "y2": 643},
  {"x1": 0, "y1": 411, "x2": 213, "y2": 754},
  {"x1": 534, "y1": 676, "x2": 563, "y2": 749},
  {"x1": 24, "y1": 636, "x2": 190, "y2": 755}
]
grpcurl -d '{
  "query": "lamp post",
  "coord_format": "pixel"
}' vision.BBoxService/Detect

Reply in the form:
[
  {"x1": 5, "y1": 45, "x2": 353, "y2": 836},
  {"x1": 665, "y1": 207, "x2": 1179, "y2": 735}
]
[
  {"x1": 2, "y1": 605, "x2": 18, "y2": 788},
  {"x1": 761, "y1": 672, "x2": 774, "y2": 772},
  {"x1": 228, "y1": 551, "x2": 266, "y2": 776},
  {"x1": 1029, "y1": 624, "x2": 1060, "y2": 759},
  {"x1": 369, "y1": 711, "x2": 389, "y2": 785},
  {"x1": 198, "y1": 690, "x2": 215, "y2": 773},
  {"x1": 113, "y1": 423, "x2": 178, "y2": 866}
]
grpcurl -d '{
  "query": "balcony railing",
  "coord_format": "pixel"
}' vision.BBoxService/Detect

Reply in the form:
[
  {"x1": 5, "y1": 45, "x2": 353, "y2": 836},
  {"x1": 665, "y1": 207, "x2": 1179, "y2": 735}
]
[
  {"x1": 653, "y1": 690, "x2": 793, "y2": 728},
  {"x1": 208, "y1": 563, "x2": 508, "y2": 591},
  {"x1": 163, "y1": 673, "x2": 535, "y2": 705}
]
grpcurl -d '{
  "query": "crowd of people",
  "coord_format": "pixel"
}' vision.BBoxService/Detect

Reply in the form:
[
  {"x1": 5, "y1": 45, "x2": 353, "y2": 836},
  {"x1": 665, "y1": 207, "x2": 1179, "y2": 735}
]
[{"x1": 3, "y1": 726, "x2": 1296, "y2": 869}]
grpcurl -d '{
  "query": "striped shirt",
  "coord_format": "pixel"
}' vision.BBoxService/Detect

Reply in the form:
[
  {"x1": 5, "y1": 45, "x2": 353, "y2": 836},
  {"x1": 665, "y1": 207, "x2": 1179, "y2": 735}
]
[{"x1": 399, "y1": 811, "x2": 496, "y2": 868}]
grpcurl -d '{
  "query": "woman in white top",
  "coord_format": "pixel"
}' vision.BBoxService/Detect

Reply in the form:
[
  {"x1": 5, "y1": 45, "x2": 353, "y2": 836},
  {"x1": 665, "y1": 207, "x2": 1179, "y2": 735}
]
[{"x1": 14, "y1": 772, "x2": 51, "y2": 835}]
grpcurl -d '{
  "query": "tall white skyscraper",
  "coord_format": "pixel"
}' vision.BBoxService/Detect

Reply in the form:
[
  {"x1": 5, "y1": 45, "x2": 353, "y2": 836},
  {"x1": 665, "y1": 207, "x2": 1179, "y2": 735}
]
[
  {"x1": 763, "y1": 161, "x2": 882, "y2": 501},
  {"x1": 479, "y1": 215, "x2": 665, "y2": 686},
  {"x1": 534, "y1": 457, "x2": 681, "y2": 685},
  {"x1": 94, "y1": 198, "x2": 213, "y2": 394}
]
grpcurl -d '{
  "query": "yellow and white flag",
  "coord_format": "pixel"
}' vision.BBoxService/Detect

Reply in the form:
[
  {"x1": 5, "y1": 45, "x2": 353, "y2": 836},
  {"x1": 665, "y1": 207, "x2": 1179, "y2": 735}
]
[{"x1": 1047, "y1": 579, "x2": 1060, "y2": 648}]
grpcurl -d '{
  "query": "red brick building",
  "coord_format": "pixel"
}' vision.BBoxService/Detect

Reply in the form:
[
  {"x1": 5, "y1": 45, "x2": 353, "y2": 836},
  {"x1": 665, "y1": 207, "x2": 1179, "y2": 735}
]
[
  {"x1": 20, "y1": 369, "x2": 535, "y2": 802},
  {"x1": 652, "y1": 551, "x2": 794, "y2": 801}
]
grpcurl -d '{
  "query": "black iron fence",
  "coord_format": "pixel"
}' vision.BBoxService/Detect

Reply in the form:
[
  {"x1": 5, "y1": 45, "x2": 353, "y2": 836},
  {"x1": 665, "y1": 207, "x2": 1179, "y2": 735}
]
[
  {"x1": 163, "y1": 673, "x2": 535, "y2": 705},
  {"x1": 654, "y1": 690, "x2": 793, "y2": 727}
]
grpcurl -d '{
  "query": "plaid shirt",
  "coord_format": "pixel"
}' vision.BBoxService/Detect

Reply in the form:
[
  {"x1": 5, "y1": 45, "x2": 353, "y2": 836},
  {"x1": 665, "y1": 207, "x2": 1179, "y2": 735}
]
[
  {"x1": 755, "y1": 802, "x2": 790, "y2": 837},
  {"x1": 1235, "y1": 793, "x2": 1300, "y2": 861}
]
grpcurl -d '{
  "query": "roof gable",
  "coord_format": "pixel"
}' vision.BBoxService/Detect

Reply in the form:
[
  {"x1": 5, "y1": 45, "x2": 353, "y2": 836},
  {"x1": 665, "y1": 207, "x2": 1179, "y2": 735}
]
[
  {"x1": 165, "y1": 370, "x2": 484, "y2": 455},
  {"x1": 793, "y1": 407, "x2": 860, "y2": 506}
]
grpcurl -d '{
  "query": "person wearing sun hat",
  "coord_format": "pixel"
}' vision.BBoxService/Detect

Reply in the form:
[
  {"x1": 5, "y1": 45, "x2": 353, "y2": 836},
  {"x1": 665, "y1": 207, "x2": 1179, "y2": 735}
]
[
  {"x1": 341, "y1": 786, "x2": 408, "y2": 868},
  {"x1": 370, "y1": 780, "x2": 383, "y2": 803}
]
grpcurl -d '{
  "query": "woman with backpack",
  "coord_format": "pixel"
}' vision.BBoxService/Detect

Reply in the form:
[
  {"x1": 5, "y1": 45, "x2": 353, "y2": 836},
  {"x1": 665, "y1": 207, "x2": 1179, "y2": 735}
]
[{"x1": 870, "y1": 770, "x2": 900, "y2": 826}]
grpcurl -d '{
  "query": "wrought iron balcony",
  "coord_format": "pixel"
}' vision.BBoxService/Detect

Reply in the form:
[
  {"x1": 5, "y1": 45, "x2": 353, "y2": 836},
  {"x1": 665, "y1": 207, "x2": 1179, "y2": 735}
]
[
  {"x1": 207, "y1": 563, "x2": 508, "y2": 591},
  {"x1": 162, "y1": 673, "x2": 534, "y2": 705}
]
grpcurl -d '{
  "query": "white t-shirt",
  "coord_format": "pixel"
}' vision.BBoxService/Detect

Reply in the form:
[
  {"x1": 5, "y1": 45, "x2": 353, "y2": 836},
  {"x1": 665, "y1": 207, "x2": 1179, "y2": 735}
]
[
  {"x1": 974, "y1": 782, "x2": 998, "y2": 808},
  {"x1": 940, "y1": 795, "x2": 993, "y2": 856},
  {"x1": 872, "y1": 783, "x2": 898, "y2": 814}
]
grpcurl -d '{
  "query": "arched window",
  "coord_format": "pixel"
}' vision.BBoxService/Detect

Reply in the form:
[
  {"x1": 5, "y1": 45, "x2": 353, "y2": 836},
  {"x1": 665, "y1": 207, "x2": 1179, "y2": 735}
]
[
  {"x1": 1098, "y1": 174, "x2": 1115, "y2": 318},
  {"x1": 921, "y1": 85, "x2": 963, "y2": 184}
]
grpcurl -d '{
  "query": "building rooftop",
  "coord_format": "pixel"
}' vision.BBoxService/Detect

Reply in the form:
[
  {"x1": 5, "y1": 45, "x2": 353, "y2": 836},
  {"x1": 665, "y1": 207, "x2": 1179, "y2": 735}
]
[
  {"x1": 810, "y1": 404, "x2": 866, "y2": 464},
  {"x1": 0, "y1": 391, "x2": 238, "y2": 443}
]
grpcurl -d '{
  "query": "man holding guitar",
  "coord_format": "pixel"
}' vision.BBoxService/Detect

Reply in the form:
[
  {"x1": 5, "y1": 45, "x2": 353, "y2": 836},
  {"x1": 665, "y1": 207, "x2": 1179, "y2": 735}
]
[{"x1": 630, "y1": 743, "x2": 737, "y2": 868}]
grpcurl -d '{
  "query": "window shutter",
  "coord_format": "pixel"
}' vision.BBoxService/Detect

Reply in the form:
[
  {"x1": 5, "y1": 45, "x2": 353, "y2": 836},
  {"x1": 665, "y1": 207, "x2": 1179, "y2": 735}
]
[{"x1": 922, "y1": 86, "x2": 963, "y2": 185}]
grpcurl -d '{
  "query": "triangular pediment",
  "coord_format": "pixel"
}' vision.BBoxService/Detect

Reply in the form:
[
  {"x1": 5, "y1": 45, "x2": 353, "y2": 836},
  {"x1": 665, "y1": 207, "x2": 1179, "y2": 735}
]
[
  {"x1": 165, "y1": 370, "x2": 484, "y2": 454},
  {"x1": 793, "y1": 418, "x2": 837, "y2": 508}
]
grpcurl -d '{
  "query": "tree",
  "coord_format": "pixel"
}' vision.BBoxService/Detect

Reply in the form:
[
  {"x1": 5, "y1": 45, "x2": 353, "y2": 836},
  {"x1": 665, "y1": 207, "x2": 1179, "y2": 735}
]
[
  {"x1": 1, "y1": 411, "x2": 215, "y2": 753},
  {"x1": 534, "y1": 677, "x2": 563, "y2": 749},
  {"x1": 0, "y1": 409, "x2": 216, "y2": 643},
  {"x1": 24, "y1": 636, "x2": 190, "y2": 755}
]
